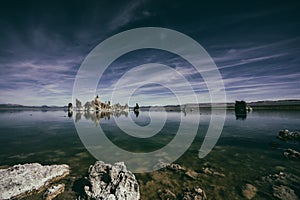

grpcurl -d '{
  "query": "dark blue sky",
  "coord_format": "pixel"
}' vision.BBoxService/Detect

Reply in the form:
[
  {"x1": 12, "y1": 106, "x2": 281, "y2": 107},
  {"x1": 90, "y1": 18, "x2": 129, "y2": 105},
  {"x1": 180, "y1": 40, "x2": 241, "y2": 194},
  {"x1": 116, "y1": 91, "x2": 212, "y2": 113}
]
[{"x1": 0, "y1": 0, "x2": 299, "y2": 106}]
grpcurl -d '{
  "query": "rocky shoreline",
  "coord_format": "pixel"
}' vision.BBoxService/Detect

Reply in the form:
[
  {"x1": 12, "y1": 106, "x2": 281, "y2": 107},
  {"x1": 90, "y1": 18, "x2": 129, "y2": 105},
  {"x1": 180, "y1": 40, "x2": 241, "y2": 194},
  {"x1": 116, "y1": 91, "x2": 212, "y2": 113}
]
[
  {"x1": 0, "y1": 158, "x2": 299, "y2": 200},
  {"x1": 0, "y1": 129, "x2": 299, "y2": 200},
  {"x1": 276, "y1": 129, "x2": 300, "y2": 160},
  {"x1": 0, "y1": 161, "x2": 140, "y2": 200}
]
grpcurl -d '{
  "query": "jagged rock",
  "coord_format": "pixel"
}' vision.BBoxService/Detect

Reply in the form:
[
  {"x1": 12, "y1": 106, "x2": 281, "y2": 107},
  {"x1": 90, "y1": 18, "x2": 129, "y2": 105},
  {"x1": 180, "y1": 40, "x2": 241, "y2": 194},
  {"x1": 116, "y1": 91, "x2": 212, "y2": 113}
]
[
  {"x1": 273, "y1": 185, "x2": 299, "y2": 200},
  {"x1": 158, "y1": 189, "x2": 176, "y2": 200},
  {"x1": 255, "y1": 172, "x2": 300, "y2": 200},
  {"x1": 76, "y1": 99, "x2": 82, "y2": 110},
  {"x1": 201, "y1": 167, "x2": 212, "y2": 174},
  {"x1": 44, "y1": 183, "x2": 65, "y2": 200},
  {"x1": 284, "y1": 149, "x2": 300, "y2": 159},
  {"x1": 153, "y1": 160, "x2": 185, "y2": 171},
  {"x1": 212, "y1": 171, "x2": 225, "y2": 177},
  {"x1": 261, "y1": 172, "x2": 300, "y2": 186},
  {"x1": 183, "y1": 187, "x2": 207, "y2": 200},
  {"x1": 0, "y1": 163, "x2": 70, "y2": 200},
  {"x1": 185, "y1": 170, "x2": 198, "y2": 180},
  {"x1": 153, "y1": 160, "x2": 168, "y2": 170},
  {"x1": 242, "y1": 184, "x2": 257, "y2": 200},
  {"x1": 277, "y1": 129, "x2": 300, "y2": 141},
  {"x1": 279, "y1": 129, "x2": 290, "y2": 138},
  {"x1": 84, "y1": 101, "x2": 95, "y2": 111},
  {"x1": 166, "y1": 163, "x2": 186, "y2": 171},
  {"x1": 84, "y1": 161, "x2": 140, "y2": 200},
  {"x1": 201, "y1": 167, "x2": 225, "y2": 177}
]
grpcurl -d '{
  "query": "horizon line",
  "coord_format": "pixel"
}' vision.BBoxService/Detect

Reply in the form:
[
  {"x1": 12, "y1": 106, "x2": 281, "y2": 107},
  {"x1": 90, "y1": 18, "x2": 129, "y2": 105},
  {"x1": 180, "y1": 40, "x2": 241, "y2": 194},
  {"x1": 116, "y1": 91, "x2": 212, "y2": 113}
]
[{"x1": 1, "y1": 98, "x2": 300, "y2": 108}]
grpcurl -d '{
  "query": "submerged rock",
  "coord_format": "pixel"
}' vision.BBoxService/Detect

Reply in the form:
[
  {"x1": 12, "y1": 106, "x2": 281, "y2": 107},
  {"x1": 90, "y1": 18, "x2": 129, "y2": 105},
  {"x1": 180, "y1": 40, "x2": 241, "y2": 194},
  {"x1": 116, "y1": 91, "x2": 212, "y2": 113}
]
[
  {"x1": 158, "y1": 189, "x2": 176, "y2": 200},
  {"x1": 0, "y1": 163, "x2": 70, "y2": 200},
  {"x1": 261, "y1": 171, "x2": 300, "y2": 186},
  {"x1": 44, "y1": 183, "x2": 65, "y2": 200},
  {"x1": 84, "y1": 161, "x2": 140, "y2": 200},
  {"x1": 255, "y1": 172, "x2": 300, "y2": 199},
  {"x1": 166, "y1": 163, "x2": 186, "y2": 171},
  {"x1": 201, "y1": 167, "x2": 225, "y2": 177},
  {"x1": 273, "y1": 185, "x2": 299, "y2": 200},
  {"x1": 153, "y1": 160, "x2": 185, "y2": 171},
  {"x1": 277, "y1": 129, "x2": 300, "y2": 141},
  {"x1": 242, "y1": 184, "x2": 257, "y2": 200},
  {"x1": 185, "y1": 170, "x2": 198, "y2": 180},
  {"x1": 183, "y1": 186, "x2": 207, "y2": 200},
  {"x1": 284, "y1": 149, "x2": 300, "y2": 159}
]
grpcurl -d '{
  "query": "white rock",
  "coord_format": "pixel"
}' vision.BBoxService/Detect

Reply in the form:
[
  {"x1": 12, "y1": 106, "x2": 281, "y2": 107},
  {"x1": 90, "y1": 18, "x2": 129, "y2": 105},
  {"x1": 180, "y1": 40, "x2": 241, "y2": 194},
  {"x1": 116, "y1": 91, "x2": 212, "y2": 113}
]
[
  {"x1": 84, "y1": 161, "x2": 140, "y2": 200},
  {"x1": 44, "y1": 183, "x2": 65, "y2": 200},
  {"x1": 0, "y1": 163, "x2": 70, "y2": 200}
]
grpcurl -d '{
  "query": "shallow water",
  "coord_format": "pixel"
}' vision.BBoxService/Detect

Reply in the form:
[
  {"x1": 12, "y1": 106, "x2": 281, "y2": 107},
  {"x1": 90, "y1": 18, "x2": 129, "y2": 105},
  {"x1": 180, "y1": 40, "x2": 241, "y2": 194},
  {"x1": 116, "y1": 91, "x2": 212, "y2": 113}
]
[{"x1": 0, "y1": 110, "x2": 299, "y2": 199}]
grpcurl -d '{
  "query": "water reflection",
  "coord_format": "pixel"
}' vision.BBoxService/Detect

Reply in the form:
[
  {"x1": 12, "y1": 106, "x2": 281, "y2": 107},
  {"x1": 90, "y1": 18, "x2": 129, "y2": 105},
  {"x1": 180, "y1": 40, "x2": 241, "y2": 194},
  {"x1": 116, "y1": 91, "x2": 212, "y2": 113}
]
[
  {"x1": 75, "y1": 112, "x2": 81, "y2": 122},
  {"x1": 134, "y1": 110, "x2": 139, "y2": 117},
  {"x1": 235, "y1": 110, "x2": 247, "y2": 120},
  {"x1": 68, "y1": 110, "x2": 73, "y2": 118},
  {"x1": 73, "y1": 110, "x2": 201, "y2": 172},
  {"x1": 74, "y1": 110, "x2": 129, "y2": 125}
]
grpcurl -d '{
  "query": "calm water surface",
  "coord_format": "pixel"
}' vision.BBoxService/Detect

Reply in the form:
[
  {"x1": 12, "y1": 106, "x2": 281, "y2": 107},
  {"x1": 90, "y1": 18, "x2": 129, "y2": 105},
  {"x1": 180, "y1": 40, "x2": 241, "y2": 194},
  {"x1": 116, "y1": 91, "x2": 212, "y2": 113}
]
[{"x1": 0, "y1": 110, "x2": 299, "y2": 199}]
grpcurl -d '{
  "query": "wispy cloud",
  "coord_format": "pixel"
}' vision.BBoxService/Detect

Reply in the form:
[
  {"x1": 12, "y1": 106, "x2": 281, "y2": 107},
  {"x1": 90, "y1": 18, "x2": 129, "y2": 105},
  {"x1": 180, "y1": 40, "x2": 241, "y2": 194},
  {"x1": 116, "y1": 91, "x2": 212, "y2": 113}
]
[
  {"x1": 0, "y1": 1, "x2": 299, "y2": 105},
  {"x1": 108, "y1": 0, "x2": 152, "y2": 31}
]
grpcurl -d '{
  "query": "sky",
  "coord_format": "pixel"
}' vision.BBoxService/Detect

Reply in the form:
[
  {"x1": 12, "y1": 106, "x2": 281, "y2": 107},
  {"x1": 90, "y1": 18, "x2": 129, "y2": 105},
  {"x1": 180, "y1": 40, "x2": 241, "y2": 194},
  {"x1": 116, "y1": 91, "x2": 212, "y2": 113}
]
[{"x1": 0, "y1": 0, "x2": 299, "y2": 106}]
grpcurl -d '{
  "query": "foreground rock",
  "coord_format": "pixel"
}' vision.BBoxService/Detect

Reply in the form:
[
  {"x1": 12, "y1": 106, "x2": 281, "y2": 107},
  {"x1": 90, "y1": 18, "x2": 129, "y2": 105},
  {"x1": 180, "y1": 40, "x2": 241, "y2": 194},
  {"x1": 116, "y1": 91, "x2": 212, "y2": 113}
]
[
  {"x1": 273, "y1": 185, "x2": 298, "y2": 200},
  {"x1": 261, "y1": 172, "x2": 300, "y2": 187},
  {"x1": 0, "y1": 163, "x2": 70, "y2": 200},
  {"x1": 44, "y1": 183, "x2": 65, "y2": 200},
  {"x1": 183, "y1": 187, "x2": 207, "y2": 200},
  {"x1": 242, "y1": 184, "x2": 257, "y2": 200},
  {"x1": 255, "y1": 172, "x2": 300, "y2": 200},
  {"x1": 84, "y1": 161, "x2": 140, "y2": 200},
  {"x1": 277, "y1": 129, "x2": 300, "y2": 141},
  {"x1": 153, "y1": 160, "x2": 185, "y2": 171},
  {"x1": 201, "y1": 167, "x2": 225, "y2": 177},
  {"x1": 185, "y1": 170, "x2": 199, "y2": 180},
  {"x1": 158, "y1": 189, "x2": 176, "y2": 200},
  {"x1": 284, "y1": 149, "x2": 300, "y2": 159}
]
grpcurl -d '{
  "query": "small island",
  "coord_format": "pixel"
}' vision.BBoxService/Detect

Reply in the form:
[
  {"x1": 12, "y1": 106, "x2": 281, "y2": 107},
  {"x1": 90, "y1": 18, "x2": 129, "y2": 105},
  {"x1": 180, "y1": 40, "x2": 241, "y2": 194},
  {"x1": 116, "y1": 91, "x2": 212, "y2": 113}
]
[{"x1": 73, "y1": 95, "x2": 129, "y2": 112}]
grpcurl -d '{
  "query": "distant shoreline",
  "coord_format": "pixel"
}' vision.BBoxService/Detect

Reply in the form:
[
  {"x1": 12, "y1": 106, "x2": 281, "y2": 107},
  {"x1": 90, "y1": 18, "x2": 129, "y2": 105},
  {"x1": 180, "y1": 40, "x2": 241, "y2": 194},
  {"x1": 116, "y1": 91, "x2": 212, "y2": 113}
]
[
  {"x1": 141, "y1": 99, "x2": 300, "y2": 111},
  {"x1": 1, "y1": 100, "x2": 300, "y2": 111},
  {"x1": 0, "y1": 104, "x2": 67, "y2": 111}
]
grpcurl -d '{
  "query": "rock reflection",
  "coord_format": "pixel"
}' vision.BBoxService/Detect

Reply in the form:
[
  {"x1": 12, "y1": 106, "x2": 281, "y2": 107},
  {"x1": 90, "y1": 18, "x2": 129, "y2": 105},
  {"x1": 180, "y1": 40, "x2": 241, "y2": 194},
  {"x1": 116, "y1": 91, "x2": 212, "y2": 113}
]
[
  {"x1": 68, "y1": 110, "x2": 73, "y2": 118},
  {"x1": 75, "y1": 111, "x2": 82, "y2": 122},
  {"x1": 113, "y1": 111, "x2": 128, "y2": 118},
  {"x1": 74, "y1": 110, "x2": 129, "y2": 125},
  {"x1": 235, "y1": 111, "x2": 247, "y2": 120},
  {"x1": 134, "y1": 110, "x2": 139, "y2": 117}
]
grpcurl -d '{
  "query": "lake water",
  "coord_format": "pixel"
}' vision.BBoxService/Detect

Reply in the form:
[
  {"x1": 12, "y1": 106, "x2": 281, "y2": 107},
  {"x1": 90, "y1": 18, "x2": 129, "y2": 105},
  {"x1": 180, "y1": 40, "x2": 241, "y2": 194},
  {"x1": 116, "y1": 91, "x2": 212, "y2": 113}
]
[{"x1": 0, "y1": 109, "x2": 299, "y2": 199}]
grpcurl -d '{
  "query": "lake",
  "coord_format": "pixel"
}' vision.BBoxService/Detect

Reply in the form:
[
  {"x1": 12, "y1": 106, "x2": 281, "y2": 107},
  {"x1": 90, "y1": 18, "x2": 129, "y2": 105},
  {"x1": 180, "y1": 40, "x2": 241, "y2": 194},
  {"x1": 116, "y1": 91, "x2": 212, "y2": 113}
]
[{"x1": 0, "y1": 109, "x2": 299, "y2": 199}]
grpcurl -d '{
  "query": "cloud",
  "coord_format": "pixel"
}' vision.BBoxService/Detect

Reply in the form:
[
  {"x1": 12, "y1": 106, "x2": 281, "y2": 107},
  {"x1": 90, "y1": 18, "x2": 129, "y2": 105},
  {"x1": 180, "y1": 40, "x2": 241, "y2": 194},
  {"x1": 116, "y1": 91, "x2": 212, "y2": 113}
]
[
  {"x1": 91, "y1": 32, "x2": 300, "y2": 105},
  {"x1": 0, "y1": 1, "x2": 299, "y2": 106},
  {"x1": 0, "y1": 56, "x2": 80, "y2": 105},
  {"x1": 108, "y1": 0, "x2": 152, "y2": 31}
]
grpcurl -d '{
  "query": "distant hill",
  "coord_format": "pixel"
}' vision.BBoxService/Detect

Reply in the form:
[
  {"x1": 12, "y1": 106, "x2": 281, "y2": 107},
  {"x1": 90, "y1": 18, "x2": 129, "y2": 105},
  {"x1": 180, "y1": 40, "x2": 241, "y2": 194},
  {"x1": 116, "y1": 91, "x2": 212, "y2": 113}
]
[
  {"x1": 139, "y1": 100, "x2": 300, "y2": 111},
  {"x1": 0, "y1": 104, "x2": 26, "y2": 108},
  {"x1": 0, "y1": 104, "x2": 67, "y2": 111},
  {"x1": 247, "y1": 99, "x2": 300, "y2": 110},
  {"x1": 1, "y1": 99, "x2": 300, "y2": 111}
]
